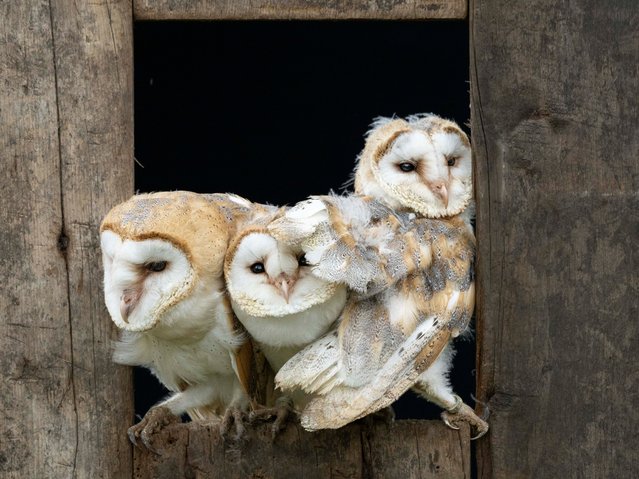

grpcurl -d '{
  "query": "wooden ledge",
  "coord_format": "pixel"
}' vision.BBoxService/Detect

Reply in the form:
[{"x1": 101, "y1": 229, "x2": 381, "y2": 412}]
[
  {"x1": 133, "y1": 1, "x2": 467, "y2": 20},
  {"x1": 134, "y1": 419, "x2": 470, "y2": 478}
]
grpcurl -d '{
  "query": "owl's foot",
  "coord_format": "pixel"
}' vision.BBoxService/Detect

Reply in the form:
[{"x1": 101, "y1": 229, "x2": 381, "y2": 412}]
[
  {"x1": 249, "y1": 396, "x2": 295, "y2": 439},
  {"x1": 128, "y1": 406, "x2": 179, "y2": 454},
  {"x1": 220, "y1": 405, "x2": 247, "y2": 442},
  {"x1": 441, "y1": 395, "x2": 489, "y2": 440}
]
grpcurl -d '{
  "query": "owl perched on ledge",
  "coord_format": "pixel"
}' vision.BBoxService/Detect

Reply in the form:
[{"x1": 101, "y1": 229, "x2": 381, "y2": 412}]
[
  {"x1": 224, "y1": 216, "x2": 348, "y2": 437},
  {"x1": 271, "y1": 114, "x2": 488, "y2": 438},
  {"x1": 100, "y1": 191, "x2": 275, "y2": 448}
]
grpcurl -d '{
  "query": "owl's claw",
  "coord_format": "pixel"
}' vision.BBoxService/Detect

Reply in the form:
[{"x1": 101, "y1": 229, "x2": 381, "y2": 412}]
[
  {"x1": 441, "y1": 396, "x2": 489, "y2": 440},
  {"x1": 127, "y1": 406, "x2": 178, "y2": 454},
  {"x1": 441, "y1": 414, "x2": 460, "y2": 430},
  {"x1": 249, "y1": 396, "x2": 295, "y2": 439},
  {"x1": 220, "y1": 405, "x2": 247, "y2": 442}
]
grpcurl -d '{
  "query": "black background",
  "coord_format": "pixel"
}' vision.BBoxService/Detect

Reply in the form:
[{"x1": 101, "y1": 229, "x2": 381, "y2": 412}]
[{"x1": 134, "y1": 20, "x2": 472, "y2": 421}]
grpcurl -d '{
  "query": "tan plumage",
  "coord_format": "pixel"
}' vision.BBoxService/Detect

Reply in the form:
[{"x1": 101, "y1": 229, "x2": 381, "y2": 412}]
[
  {"x1": 271, "y1": 114, "x2": 487, "y2": 437},
  {"x1": 100, "y1": 191, "x2": 274, "y2": 445}
]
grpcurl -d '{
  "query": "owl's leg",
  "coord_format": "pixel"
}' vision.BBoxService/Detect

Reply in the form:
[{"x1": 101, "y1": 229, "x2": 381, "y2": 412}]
[
  {"x1": 220, "y1": 404, "x2": 247, "y2": 441},
  {"x1": 249, "y1": 396, "x2": 295, "y2": 439},
  {"x1": 128, "y1": 383, "x2": 218, "y2": 452},
  {"x1": 413, "y1": 346, "x2": 489, "y2": 440},
  {"x1": 128, "y1": 405, "x2": 179, "y2": 454},
  {"x1": 439, "y1": 396, "x2": 489, "y2": 440},
  {"x1": 219, "y1": 385, "x2": 250, "y2": 441}
]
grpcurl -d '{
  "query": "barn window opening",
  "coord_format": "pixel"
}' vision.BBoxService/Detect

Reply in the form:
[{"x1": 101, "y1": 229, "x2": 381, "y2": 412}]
[{"x1": 134, "y1": 20, "x2": 471, "y2": 422}]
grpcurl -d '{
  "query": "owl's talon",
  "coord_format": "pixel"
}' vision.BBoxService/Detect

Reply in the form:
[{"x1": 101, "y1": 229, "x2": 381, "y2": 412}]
[
  {"x1": 442, "y1": 415, "x2": 460, "y2": 430},
  {"x1": 127, "y1": 406, "x2": 176, "y2": 453},
  {"x1": 249, "y1": 397, "x2": 294, "y2": 440},
  {"x1": 220, "y1": 405, "x2": 247, "y2": 442},
  {"x1": 471, "y1": 428, "x2": 489, "y2": 441},
  {"x1": 140, "y1": 431, "x2": 162, "y2": 455},
  {"x1": 128, "y1": 428, "x2": 139, "y2": 448},
  {"x1": 441, "y1": 399, "x2": 489, "y2": 440}
]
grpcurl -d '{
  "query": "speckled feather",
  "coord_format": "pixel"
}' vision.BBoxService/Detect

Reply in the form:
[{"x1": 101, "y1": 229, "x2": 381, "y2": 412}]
[
  {"x1": 272, "y1": 195, "x2": 475, "y2": 429},
  {"x1": 271, "y1": 114, "x2": 476, "y2": 430}
]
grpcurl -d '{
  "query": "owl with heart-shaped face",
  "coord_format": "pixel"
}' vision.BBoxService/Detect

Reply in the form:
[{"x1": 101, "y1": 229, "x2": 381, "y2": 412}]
[
  {"x1": 100, "y1": 191, "x2": 275, "y2": 447},
  {"x1": 271, "y1": 114, "x2": 487, "y2": 438}
]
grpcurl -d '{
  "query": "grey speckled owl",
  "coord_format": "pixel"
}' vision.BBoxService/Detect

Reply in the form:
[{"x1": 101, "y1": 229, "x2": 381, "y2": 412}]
[{"x1": 270, "y1": 114, "x2": 488, "y2": 439}]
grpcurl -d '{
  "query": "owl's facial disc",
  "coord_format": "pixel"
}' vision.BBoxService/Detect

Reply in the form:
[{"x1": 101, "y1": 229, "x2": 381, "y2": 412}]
[
  {"x1": 228, "y1": 232, "x2": 338, "y2": 317},
  {"x1": 373, "y1": 129, "x2": 471, "y2": 218},
  {"x1": 100, "y1": 231, "x2": 194, "y2": 331}
]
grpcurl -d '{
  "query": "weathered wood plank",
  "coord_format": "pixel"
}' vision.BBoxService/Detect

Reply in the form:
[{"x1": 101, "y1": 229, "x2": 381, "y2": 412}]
[
  {"x1": 134, "y1": 420, "x2": 470, "y2": 478},
  {"x1": 471, "y1": 1, "x2": 639, "y2": 477},
  {"x1": 0, "y1": 1, "x2": 134, "y2": 477},
  {"x1": 134, "y1": 0, "x2": 467, "y2": 20}
]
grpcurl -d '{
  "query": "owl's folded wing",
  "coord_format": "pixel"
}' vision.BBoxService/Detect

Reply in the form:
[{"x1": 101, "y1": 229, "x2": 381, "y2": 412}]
[
  {"x1": 298, "y1": 282, "x2": 475, "y2": 431},
  {"x1": 274, "y1": 329, "x2": 343, "y2": 395},
  {"x1": 298, "y1": 316, "x2": 449, "y2": 430}
]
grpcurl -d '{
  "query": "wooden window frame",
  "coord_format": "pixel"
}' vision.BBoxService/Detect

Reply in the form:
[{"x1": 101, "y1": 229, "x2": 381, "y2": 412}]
[{"x1": 5, "y1": 0, "x2": 636, "y2": 477}]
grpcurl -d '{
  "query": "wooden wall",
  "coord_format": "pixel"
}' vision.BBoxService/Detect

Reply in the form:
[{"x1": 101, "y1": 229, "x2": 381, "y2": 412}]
[
  {"x1": 471, "y1": 0, "x2": 639, "y2": 477},
  {"x1": 2, "y1": 0, "x2": 637, "y2": 477},
  {"x1": 0, "y1": 1, "x2": 134, "y2": 478}
]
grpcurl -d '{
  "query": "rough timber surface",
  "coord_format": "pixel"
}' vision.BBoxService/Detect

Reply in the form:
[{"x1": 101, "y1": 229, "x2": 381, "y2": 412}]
[
  {"x1": 471, "y1": 1, "x2": 639, "y2": 478},
  {"x1": 0, "y1": 1, "x2": 134, "y2": 478},
  {"x1": 134, "y1": 0, "x2": 467, "y2": 20},
  {"x1": 133, "y1": 419, "x2": 470, "y2": 478}
]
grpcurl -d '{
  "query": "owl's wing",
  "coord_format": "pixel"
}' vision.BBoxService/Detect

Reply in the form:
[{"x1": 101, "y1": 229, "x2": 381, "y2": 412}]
[
  {"x1": 275, "y1": 329, "x2": 343, "y2": 395},
  {"x1": 299, "y1": 284, "x2": 474, "y2": 431},
  {"x1": 269, "y1": 195, "x2": 396, "y2": 293},
  {"x1": 295, "y1": 216, "x2": 476, "y2": 430},
  {"x1": 299, "y1": 315, "x2": 449, "y2": 430}
]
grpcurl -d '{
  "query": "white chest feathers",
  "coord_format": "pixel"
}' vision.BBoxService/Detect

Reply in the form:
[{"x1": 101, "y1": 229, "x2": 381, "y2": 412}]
[
  {"x1": 113, "y1": 329, "x2": 236, "y2": 392},
  {"x1": 233, "y1": 284, "x2": 347, "y2": 351}
]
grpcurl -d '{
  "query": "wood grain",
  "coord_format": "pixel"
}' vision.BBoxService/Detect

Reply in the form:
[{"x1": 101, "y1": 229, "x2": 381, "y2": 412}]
[
  {"x1": 0, "y1": 1, "x2": 134, "y2": 477},
  {"x1": 134, "y1": 0, "x2": 467, "y2": 20},
  {"x1": 471, "y1": 0, "x2": 639, "y2": 477},
  {"x1": 134, "y1": 420, "x2": 470, "y2": 478}
]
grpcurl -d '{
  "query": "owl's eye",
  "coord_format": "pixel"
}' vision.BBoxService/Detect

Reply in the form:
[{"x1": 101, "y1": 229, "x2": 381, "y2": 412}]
[
  {"x1": 447, "y1": 157, "x2": 458, "y2": 167},
  {"x1": 146, "y1": 261, "x2": 167, "y2": 272},
  {"x1": 398, "y1": 162, "x2": 416, "y2": 172},
  {"x1": 298, "y1": 254, "x2": 309, "y2": 267},
  {"x1": 250, "y1": 262, "x2": 265, "y2": 274}
]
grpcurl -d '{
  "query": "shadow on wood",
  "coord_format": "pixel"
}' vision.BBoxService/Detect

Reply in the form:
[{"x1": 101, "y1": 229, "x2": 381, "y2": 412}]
[{"x1": 134, "y1": 419, "x2": 470, "y2": 478}]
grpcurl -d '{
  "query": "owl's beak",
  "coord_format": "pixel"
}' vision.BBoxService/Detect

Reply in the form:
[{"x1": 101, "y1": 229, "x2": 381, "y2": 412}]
[
  {"x1": 120, "y1": 288, "x2": 141, "y2": 323},
  {"x1": 275, "y1": 275, "x2": 296, "y2": 302},
  {"x1": 430, "y1": 181, "x2": 449, "y2": 208}
]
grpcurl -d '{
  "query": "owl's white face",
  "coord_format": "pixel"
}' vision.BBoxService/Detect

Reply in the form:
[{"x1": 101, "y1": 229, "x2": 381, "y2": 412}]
[
  {"x1": 100, "y1": 230, "x2": 201, "y2": 332},
  {"x1": 226, "y1": 232, "x2": 341, "y2": 318},
  {"x1": 363, "y1": 126, "x2": 472, "y2": 218}
]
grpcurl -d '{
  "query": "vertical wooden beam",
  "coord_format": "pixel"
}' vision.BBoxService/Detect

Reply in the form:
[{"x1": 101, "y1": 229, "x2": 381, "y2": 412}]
[
  {"x1": 471, "y1": 0, "x2": 639, "y2": 477},
  {"x1": 1, "y1": 1, "x2": 134, "y2": 477}
]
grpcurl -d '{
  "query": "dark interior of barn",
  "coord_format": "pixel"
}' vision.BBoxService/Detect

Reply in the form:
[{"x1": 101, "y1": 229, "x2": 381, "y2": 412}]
[{"x1": 133, "y1": 20, "x2": 472, "y2": 422}]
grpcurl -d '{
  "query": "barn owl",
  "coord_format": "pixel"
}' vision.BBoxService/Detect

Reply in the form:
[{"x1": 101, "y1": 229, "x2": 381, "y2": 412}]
[
  {"x1": 270, "y1": 114, "x2": 488, "y2": 438},
  {"x1": 224, "y1": 218, "x2": 348, "y2": 437},
  {"x1": 100, "y1": 191, "x2": 274, "y2": 449}
]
